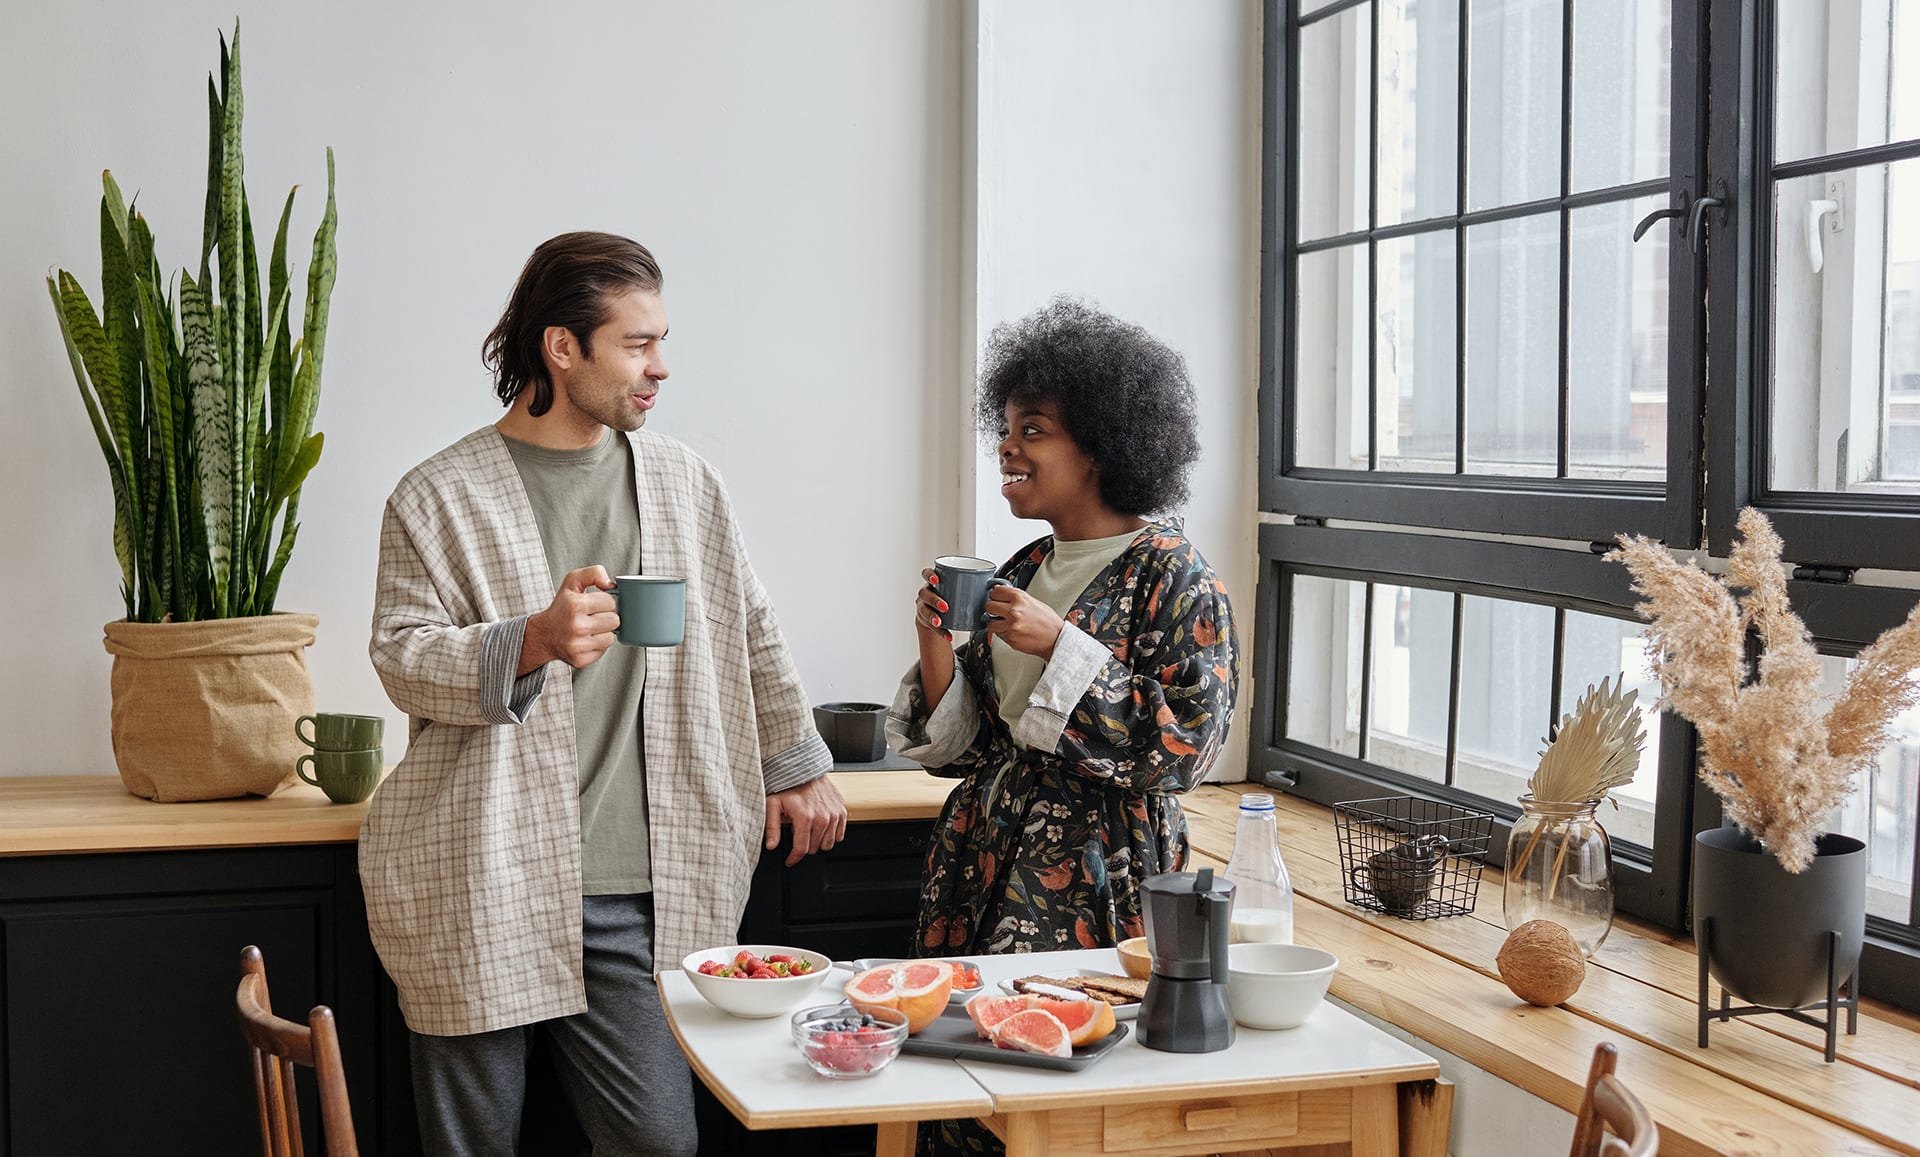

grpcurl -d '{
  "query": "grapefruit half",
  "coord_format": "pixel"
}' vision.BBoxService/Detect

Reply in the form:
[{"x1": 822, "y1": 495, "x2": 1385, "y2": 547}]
[
  {"x1": 987, "y1": 1008, "x2": 1074, "y2": 1057},
  {"x1": 843, "y1": 960, "x2": 954, "y2": 1033},
  {"x1": 964, "y1": 993, "x2": 1035, "y2": 1038},
  {"x1": 1044, "y1": 996, "x2": 1116, "y2": 1046}
]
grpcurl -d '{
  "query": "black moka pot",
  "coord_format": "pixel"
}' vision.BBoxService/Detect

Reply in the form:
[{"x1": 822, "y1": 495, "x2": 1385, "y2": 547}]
[{"x1": 1138, "y1": 867, "x2": 1236, "y2": 1053}]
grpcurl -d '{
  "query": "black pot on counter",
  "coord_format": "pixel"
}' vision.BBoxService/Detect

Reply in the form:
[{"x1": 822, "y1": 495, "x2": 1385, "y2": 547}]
[{"x1": 813, "y1": 702, "x2": 888, "y2": 764}]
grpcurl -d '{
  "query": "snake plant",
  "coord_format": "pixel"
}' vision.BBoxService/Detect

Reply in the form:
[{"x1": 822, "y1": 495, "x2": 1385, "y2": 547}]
[{"x1": 48, "y1": 23, "x2": 336, "y2": 623}]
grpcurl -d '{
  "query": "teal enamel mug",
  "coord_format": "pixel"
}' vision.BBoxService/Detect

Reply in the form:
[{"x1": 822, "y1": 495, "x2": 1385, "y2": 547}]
[{"x1": 614, "y1": 575, "x2": 686, "y2": 647}]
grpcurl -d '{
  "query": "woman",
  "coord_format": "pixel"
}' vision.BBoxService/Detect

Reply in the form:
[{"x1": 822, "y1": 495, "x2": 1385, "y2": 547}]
[{"x1": 888, "y1": 295, "x2": 1239, "y2": 968}]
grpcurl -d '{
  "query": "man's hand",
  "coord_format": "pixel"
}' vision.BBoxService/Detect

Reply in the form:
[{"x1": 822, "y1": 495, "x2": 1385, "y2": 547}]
[
  {"x1": 984, "y1": 583, "x2": 1065, "y2": 659},
  {"x1": 765, "y1": 776, "x2": 849, "y2": 867},
  {"x1": 519, "y1": 566, "x2": 620, "y2": 675}
]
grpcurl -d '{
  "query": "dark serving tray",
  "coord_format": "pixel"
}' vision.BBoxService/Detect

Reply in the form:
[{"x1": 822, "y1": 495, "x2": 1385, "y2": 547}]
[{"x1": 899, "y1": 1005, "x2": 1129, "y2": 1071}]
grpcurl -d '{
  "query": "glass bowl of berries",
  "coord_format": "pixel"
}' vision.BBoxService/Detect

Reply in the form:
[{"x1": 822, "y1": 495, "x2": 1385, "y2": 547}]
[
  {"x1": 681, "y1": 944, "x2": 832, "y2": 1018},
  {"x1": 790, "y1": 1004, "x2": 910, "y2": 1078}
]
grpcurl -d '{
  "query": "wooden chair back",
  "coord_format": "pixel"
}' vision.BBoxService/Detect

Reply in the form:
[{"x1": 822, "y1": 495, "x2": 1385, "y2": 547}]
[
  {"x1": 1570, "y1": 1042, "x2": 1657, "y2": 1157},
  {"x1": 236, "y1": 945, "x2": 357, "y2": 1157}
]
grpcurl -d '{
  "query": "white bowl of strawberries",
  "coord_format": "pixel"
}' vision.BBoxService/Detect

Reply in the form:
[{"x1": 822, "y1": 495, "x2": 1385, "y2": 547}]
[{"x1": 682, "y1": 944, "x2": 833, "y2": 1018}]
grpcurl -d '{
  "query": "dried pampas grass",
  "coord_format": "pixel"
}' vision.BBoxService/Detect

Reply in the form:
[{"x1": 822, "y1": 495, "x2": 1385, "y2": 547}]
[{"x1": 1609, "y1": 509, "x2": 1920, "y2": 872}]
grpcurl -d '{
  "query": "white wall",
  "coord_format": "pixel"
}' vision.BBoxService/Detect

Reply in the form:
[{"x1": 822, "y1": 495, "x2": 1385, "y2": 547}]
[
  {"x1": 969, "y1": 1, "x2": 1262, "y2": 779},
  {"x1": 0, "y1": 0, "x2": 1259, "y2": 778}
]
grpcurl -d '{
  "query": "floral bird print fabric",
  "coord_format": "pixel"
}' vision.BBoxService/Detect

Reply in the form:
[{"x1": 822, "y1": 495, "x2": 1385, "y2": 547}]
[{"x1": 895, "y1": 520, "x2": 1239, "y2": 960}]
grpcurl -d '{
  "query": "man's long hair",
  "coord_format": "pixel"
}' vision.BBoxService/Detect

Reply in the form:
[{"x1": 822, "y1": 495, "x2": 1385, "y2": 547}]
[{"x1": 483, "y1": 232, "x2": 664, "y2": 416}]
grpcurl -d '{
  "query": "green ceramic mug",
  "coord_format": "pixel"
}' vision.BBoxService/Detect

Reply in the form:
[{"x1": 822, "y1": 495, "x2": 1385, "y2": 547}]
[
  {"x1": 295, "y1": 712, "x2": 384, "y2": 751},
  {"x1": 613, "y1": 575, "x2": 686, "y2": 647},
  {"x1": 296, "y1": 747, "x2": 383, "y2": 804}
]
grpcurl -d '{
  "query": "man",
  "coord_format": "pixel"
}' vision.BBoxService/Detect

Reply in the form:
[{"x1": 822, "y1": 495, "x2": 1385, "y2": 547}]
[{"x1": 363, "y1": 231, "x2": 846, "y2": 1154}]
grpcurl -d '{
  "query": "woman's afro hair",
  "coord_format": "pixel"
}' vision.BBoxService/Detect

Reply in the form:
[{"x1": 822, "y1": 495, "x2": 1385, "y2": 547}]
[{"x1": 975, "y1": 297, "x2": 1201, "y2": 516}]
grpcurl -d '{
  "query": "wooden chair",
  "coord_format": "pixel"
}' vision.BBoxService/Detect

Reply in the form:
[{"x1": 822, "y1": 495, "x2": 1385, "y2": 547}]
[
  {"x1": 1570, "y1": 1042, "x2": 1657, "y2": 1157},
  {"x1": 236, "y1": 945, "x2": 357, "y2": 1157}
]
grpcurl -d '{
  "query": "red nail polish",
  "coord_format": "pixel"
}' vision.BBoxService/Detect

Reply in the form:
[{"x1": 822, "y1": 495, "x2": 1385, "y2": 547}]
[
  {"x1": 930, "y1": 575, "x2": 940, "y2": 585},
  {"x1": 937, "y1": 600, "x2": 948, "y2": 612}
]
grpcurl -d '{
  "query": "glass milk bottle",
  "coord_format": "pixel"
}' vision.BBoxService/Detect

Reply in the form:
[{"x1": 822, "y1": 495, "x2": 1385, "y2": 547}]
[{"x1": 1223, "y1": 793, "x2": 1294, "y2": 944}]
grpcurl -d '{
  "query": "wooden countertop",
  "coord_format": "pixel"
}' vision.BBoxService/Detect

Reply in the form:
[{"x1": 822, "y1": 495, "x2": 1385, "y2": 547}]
[
  {"x1": 1181, "y1": 784, "x2": 1920, "y2": 1157},
  {"x1": 0, "y1": 770, "x2": 959, "y2": 856}
]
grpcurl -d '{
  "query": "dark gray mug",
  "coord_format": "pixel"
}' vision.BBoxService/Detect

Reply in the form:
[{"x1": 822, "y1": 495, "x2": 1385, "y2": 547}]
[
  {"x1": 613, "y1": 576, "x2": 686, "y2": 647},
  {"x1": 933, "y1": 556, "x2": 1008, "y2": 632},
  {"x1": 813, "y1": 702, "x2": 888, "y2": 763}
]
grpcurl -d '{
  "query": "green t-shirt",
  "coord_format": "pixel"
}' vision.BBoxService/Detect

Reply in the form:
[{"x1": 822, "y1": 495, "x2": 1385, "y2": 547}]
[
  {"x1": 503, "y1": 430, "x2": 651, "y2": 894},
  {"x1": 993, "y1": 527, "x2": 1141, "y2": 740}
]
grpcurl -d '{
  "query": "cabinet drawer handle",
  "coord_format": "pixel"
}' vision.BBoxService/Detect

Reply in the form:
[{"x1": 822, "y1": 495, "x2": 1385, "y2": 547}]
[{"x1": 1183, "y1": 1104, "x2": 1237, "y2": 1130}]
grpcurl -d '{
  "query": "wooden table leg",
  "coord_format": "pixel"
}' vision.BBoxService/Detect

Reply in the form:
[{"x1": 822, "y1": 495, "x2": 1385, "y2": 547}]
[
  {"x1": 875, "y1": 1120, "x2": 917, "y2": 1157},
  {"x1": 1350, "y1": 1082, "x2": 1401, "y2": 1157},
  {"x1": 1397, "y1": 1077, "x2": 1454, "y2": 1157},
  {"x1": 998, "y1": 1110, "x2": 1050, "y2": 1156}
]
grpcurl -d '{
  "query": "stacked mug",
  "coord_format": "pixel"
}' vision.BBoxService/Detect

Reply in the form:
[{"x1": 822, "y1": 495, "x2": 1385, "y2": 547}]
[{"x1": 294, "y1": 713, "x2": 384, "y2": 804}]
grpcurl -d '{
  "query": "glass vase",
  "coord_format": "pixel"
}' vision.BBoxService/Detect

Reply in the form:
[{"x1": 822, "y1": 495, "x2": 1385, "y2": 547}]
[{"x1": 1503, "y1": 796, "x2": 1614, "y2": 957}]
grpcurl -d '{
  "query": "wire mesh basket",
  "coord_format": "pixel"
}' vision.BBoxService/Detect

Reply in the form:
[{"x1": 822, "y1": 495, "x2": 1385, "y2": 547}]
[{"x1": 1333, "y1": 795, "x2": 1494, "y2": 920}]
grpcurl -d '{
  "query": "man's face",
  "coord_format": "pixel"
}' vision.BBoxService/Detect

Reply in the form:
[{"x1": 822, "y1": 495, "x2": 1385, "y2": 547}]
[{"x1": 556, "y1": 288, "x2": 670, "y2": 431}]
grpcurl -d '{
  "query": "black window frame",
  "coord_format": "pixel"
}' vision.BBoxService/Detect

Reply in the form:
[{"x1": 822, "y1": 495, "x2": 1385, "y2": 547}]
[
  {"x1": 1261, "y1": 0, "x2": 1920, "y2": 1012},
  {"x1": 1261, "y1": 0, "x2": 1709, "y2": 547},
  {"x1": 1708, "y1": 0, "x2": 1920, "y2": 570}
]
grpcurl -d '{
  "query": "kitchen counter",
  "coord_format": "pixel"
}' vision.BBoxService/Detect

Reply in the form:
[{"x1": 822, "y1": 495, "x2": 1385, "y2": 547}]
[{"x1": 0, "y1": 769, "x2": 959, "y2": 856}]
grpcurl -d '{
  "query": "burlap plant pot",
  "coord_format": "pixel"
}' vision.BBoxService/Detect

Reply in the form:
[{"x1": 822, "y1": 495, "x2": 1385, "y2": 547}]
[{"x1": 101, "y1": 613, "x2": 320, "y2": 801}]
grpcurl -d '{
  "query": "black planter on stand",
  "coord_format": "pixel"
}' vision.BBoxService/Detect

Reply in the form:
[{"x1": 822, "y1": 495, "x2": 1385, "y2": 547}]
[{"x1": 1692, "y1": 827, "x2": 1866, "y2": 1062}]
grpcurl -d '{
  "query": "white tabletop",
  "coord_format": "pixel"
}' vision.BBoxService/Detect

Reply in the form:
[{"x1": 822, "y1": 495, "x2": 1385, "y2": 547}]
[
  {"x1": 957, "y1": 948, "x2": 1440, "y2": 1113},
  {"x1": 661, "y1": 946, "x2": 1439, "y2": 1130},
  {"x1": 657, "y1": 969, "x2": 992, "y2": 1129}
]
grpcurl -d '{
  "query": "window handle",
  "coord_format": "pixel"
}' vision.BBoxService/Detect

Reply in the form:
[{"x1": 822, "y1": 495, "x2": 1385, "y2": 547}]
[
  {"x1": 1687, "y1": 194, "x2": 1727, "y2": 255},
  {"x1": 1633, "y1": 192, "x2": 1728, "y2": 255},
  {"x1": 1806, "y1": 185, "x2": 1844, "y2": 273},
  {"x1": 1631, "y1": 206, "x2": 1684, "y2": 243}
]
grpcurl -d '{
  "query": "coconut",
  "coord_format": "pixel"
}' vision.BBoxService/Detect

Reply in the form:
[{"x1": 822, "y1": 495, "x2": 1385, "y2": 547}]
[{"x1": 1496, "y1": 919, "x2": 1586, "y2": 1007}]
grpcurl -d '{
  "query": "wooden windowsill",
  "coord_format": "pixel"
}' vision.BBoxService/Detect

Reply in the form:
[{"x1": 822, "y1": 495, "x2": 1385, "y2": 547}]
[{"x1": 1181, "y1": 784, "x2": 1920, "y2": 1157}]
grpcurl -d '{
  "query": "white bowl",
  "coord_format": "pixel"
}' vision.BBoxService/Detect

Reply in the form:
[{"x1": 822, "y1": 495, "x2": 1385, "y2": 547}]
[
  {"x1": 1227, "y1": 943, "x2": 1338, "y2": 1029},
  {"x1": 681, "y1": 944, "x2": 833, "y2": 1018}
]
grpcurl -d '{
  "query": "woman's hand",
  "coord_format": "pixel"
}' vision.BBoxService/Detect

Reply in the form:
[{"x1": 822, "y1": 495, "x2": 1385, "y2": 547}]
[
  {"x1": 915, "y1": 568, "x2": 958, "y2": 713},
  {"x1": 915, "y1": 568, "x2": 952, "y2": 641},
  {"x1": 985, "y1": 583, "x2": 1064, "y2": 659}
]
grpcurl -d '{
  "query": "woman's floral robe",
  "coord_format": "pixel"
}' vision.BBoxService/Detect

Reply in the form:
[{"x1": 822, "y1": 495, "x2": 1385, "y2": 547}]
[{"x1": 887, "y1": 519, "x2": 1239, "y2": 960}]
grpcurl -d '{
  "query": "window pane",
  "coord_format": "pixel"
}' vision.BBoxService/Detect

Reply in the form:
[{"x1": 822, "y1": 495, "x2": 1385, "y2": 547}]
[
  {"x1": 1367, "y1": 584, "x2": 1453, "y2": 782},
  {"x1": 1774, "y1": 0, "x2": 1920, "y2": 164},
  {"x1": 1299, "y1": 4, "x2": 1373, "y2": 242},
  {"x1": 1454, "y1": 594, "x2": 1555, "y2": 802},
  {"x1": 1467, "y1": 0, "x2": 1565, "y2": 210},
  {"x1": 1465, "y1": 213, "x2": 1560, "y2": 475},
  {"x1": 1770, "y1": 157, "x2": 1920, "y2": 495},
  {"x1": 1286, "y1": 575, "x2": 1365, "y2": 756},
  {"x1": 1567, "y1": 196, "x2": 1669, "y2": 480},
  {"x1": 1561, "y1": 609, "x2": 1661, "y2": 850},
  {"x1": 1826, "y1": 655, "x2": 1918, "y2": 924},
  {"x1": 1378, "y1": 0, "x2": 1461, "y2": 226},
  {"x1": 1296, "y1": 244, "x2": 1372, "y2": 469},
  {"x1": 1376, "y1": 230, "x2": 1459, "y2": 471},
  {"x1": 1570, "y1": 0, "x2": 1671, "y2": 192}
]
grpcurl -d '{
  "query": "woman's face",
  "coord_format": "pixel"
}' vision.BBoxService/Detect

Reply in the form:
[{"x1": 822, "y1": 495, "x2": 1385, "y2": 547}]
[{"x1": 996, "y1": 400, "x2": 1103, "y2": 523}]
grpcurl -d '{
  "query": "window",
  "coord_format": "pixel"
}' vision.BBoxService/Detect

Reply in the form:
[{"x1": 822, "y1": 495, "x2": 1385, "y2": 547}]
[
  {"x1": 1262, "y1": 0, "x2": 1920, "y2": 1011},
  {"x1": 1268, "y1": 0, "x2": 1701, "y2": 544}
]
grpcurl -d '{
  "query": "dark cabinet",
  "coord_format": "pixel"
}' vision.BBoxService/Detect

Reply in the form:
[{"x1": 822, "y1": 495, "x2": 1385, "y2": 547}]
[
  {"x1": 0, "y1": 846, "x2": 398, "y2": 1157},
  {"x1": 0, "y1": 818, "x2": 931, "y2": 1157},
  {"x1": 740, "y1": 818, "x2": 929, "y2": 961}
]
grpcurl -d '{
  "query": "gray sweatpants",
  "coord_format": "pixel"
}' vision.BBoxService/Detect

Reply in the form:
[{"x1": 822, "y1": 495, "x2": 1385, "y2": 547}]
[{"x1": 409, "y1": 893, "x2": 699, "y2": 1156}]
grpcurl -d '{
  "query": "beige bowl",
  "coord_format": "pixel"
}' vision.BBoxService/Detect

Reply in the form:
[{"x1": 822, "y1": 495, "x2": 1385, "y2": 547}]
[
  {"x1": 1227, "y1": 942, "x2": 1338, "y2": 1029},
  {"x1": 1115, "y1": 936, "x2": 1151, "y2": 979}
]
